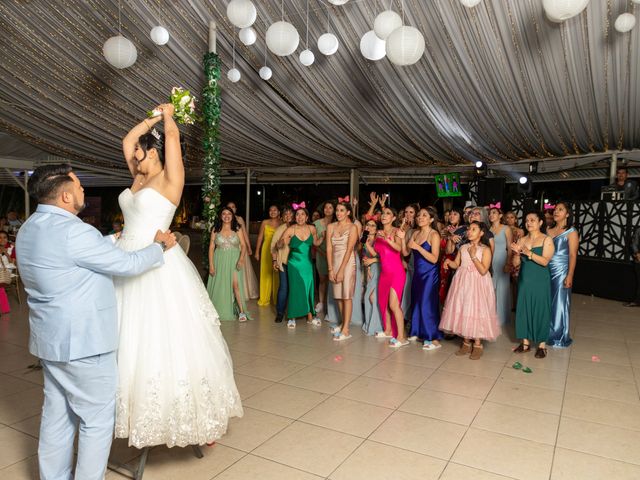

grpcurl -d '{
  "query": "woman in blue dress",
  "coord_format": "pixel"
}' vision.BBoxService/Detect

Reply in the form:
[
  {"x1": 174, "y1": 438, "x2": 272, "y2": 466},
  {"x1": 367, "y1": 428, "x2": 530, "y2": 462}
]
[
  {"x1": 546, "y1": 202, "x2": 578, "y2": 347},
  {"x1": 489, "y1": 207, "x2": 513, "y2": 326},
  {"x1": 362, "y1": 218, "x2": 383, "y2": 335},
  {"x1": 406, "y1": 207, "x2": 442, "y2": 350}
]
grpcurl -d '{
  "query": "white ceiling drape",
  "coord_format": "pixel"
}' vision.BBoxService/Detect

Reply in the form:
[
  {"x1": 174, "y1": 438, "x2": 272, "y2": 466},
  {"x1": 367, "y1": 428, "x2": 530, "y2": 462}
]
[{"x1": 0, "y1": 0, "x2": 638, "y2": 181}]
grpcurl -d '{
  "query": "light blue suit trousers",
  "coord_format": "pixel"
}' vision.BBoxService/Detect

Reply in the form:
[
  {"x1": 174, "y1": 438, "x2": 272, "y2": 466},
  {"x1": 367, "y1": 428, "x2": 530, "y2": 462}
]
[{"x1": 40, "y1": 352, "x2": 117, "y2": 480}]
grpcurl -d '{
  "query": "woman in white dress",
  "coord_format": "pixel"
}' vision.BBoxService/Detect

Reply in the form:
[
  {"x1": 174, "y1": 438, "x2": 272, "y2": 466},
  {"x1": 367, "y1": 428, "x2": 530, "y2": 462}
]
[{"x1": 115, "y1": 104, "x2": 243, "y2": 448}]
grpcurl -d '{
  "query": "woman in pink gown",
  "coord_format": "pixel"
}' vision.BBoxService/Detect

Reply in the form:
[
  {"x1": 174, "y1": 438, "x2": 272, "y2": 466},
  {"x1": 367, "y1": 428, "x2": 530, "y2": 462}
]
[
  {"x1": 440, "y1": 221, "x2": 500, "y2": 360},
  {"x1": 370, "y1": 207, "x2": 408, "y2": 347}
]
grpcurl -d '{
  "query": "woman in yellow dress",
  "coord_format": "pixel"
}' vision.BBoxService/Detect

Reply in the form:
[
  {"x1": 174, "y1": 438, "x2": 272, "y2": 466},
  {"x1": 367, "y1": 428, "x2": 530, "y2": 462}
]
[{"x1": 255, "y1": 205, "x2": 282, "y2": 306}]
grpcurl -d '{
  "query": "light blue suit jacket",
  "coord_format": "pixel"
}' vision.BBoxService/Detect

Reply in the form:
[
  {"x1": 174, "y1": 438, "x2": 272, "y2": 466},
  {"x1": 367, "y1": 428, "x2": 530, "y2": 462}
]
[{"x1": 16, "y1": 204, "x2": 164, "y2": 362}]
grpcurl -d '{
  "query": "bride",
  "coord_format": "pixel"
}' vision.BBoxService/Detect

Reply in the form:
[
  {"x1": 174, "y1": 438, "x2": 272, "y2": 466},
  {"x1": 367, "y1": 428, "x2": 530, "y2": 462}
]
[{"x1": 114, "y1": 103, "x2": 243, "y2": 448}]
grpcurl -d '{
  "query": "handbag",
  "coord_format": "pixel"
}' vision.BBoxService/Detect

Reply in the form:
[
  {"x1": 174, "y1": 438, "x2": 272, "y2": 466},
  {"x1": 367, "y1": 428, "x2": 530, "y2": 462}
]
[{"x1": 0, "y1": 257, "x2": 12, "y2": 284}]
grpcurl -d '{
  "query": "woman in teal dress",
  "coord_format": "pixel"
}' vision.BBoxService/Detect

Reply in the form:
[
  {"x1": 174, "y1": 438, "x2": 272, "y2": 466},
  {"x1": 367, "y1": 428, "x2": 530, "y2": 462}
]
[
  {"x1": 546, "y1": 202, "x2": 579, "y2": 347},
  {"x1": 280, "y1": 208, "x2": 322, "y2": 328},
  {"x1": 207, "y1": 207, "x2": 249, "y2": 322},
  {"x1": 511, "y1": 212, "x2": 555, "y2": 358},
  {"x1": 362, "y1": 218, "x2": 383, "y2": 335}
]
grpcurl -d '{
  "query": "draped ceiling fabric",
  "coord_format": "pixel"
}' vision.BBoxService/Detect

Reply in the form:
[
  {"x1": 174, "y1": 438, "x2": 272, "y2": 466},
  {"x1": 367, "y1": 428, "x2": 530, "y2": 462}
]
[{"x1": 0, "y1": 0, "x2": 639, "y2": 183}]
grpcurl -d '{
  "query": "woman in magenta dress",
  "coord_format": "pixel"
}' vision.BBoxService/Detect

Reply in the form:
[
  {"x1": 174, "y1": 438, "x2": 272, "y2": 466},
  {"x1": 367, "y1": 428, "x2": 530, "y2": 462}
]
[
  {"x1": 369, "y1": 207, "x2": 408, "y2": 347},
  {"x1": 440, "y1": 221, "x2": 500, "y2": 360}
]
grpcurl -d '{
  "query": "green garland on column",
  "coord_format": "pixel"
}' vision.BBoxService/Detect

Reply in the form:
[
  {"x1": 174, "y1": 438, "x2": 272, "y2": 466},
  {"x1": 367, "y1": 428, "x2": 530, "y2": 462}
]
[{"x1": 201, "y1": 52, "x2": 221, "y2": 271}]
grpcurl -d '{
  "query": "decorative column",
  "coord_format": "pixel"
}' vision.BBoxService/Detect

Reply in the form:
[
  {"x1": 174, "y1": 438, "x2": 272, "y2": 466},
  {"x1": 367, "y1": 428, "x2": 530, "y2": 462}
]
[{"x1": 201, "y1": 21, "x2": 221, "y2": 271}]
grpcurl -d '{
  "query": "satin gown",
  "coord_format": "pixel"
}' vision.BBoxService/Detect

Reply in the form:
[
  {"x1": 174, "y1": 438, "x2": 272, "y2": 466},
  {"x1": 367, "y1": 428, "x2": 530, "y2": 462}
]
[
  {"x1": 258, "y1": 224, "x2": 279, "y2": 306},
  {"x1": 548, "y1": 228, "x2": 575, "y2": 347},
  {"x1": 491, "y1": 226, "x2": 512, "y2": 325},
  {"x1": 374, "y1": 235, "x2": 406, "y2": 337},
  {"x1": 206, "y1": 232, "x2": 247, "y2": 322},
  {"x1": 287, "y1": 234, "x2": 316, "y2": 318},
  {"x1": 362, "y1": 249, "x2": 383, "y2": 335},
  {"x1": 409, "y1": 241, "x2": 442, "y2": 341},
  {"x1": 516, "y1": 246, "x2": 551, "y2": 344},
  {"x1": 331, "y1": 230, "x2": 356, "y2": 299}
]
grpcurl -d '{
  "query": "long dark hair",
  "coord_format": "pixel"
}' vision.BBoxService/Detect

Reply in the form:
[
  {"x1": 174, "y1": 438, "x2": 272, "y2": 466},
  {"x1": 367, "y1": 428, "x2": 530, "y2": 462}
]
[
  {"x1": 448, "y1": 207, "x2": 464, "y2": 227},
  {"x1": 317, "y1": 200, "x2": 336, "y2": 222},
  {"x1": 336, "y1": 201, "x2": 353, "y2": 220},
  {"x1": 469, "y1": 221, "x2": 491, "y2": 248},
  {"x1": 138, "y1": 130, "x2": 185, "y2": 167},
  {"x1": 553, "y1": 201, "x2": 574, "y2": 229},
  {"x1": 213, "y1": 207, "x2": 240, "y2": 233}
]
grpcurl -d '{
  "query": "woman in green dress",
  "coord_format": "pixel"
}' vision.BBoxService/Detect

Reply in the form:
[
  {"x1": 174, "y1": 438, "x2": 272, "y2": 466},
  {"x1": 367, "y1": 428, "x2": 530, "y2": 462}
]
[
  {"x1": 280, "y1": 208, "x2": 322, "y2": 329},
  {"x1": 510, "y1": 211, "x2": 555, "y2": 358},
  {"x1": 207, "y1": 207, "x2": 249, "y2": 322}
]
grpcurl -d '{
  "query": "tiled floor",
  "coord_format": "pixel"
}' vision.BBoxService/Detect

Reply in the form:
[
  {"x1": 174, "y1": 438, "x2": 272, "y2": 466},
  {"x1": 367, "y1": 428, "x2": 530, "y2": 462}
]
[{"x1": 1, "y1": 293, "x2": 640, "y2": 479}]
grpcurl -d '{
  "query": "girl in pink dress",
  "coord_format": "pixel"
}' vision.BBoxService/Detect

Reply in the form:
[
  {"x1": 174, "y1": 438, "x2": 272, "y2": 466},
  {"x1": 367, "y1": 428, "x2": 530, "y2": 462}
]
[
  {"x1": 440, "y1": 221, "x2": 500, "y2": 359},
  {"x1": 369, "y1": 207, "x2": 408, "y2": 347}
]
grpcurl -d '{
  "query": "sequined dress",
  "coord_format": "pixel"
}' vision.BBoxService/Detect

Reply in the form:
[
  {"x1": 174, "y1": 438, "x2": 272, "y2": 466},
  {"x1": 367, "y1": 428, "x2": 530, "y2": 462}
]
[{"x1": 114, "y1": 188, "x2": 243, "y2": 448}]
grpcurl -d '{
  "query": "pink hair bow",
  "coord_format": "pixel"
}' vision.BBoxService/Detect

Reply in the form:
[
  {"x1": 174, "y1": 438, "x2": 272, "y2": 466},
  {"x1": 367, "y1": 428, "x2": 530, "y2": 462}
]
[
  {"x1": 489, "y1": 202, "x2": 501, "y2": 209},
  {"x1": 365, "y1": 213, "x2": 380, "y2": 222},
  {"x1": 292, "y1": 201, "x2": 306, "y2": 210},
  {"x1": 338, "y1": 195, "x2": 350, "y2": 203},
  {"x1": 544, "y1": 203, "x2": 556, "y2": 210}
]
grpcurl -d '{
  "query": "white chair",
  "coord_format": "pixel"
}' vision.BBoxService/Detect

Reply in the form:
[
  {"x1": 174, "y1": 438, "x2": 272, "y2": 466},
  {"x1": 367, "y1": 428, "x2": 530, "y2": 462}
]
[{"x1": 178, "y1": 235, "x2": 190, "y2": 255}]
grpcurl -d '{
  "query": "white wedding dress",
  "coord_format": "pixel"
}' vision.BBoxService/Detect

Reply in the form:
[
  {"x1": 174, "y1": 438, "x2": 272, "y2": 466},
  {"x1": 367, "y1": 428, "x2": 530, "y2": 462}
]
[{"x1": 113, "y1": 188, "x2": 243, "y2": 448}]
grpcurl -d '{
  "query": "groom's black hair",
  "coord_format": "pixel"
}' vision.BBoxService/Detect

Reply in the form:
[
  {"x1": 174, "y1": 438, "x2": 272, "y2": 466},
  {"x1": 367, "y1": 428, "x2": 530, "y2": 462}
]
[
  {"x1": 138, "y1": 130, "x2": 186, "y2": 167},
  {"x1": 28, "y1": 164, "x2": 74, "y2": 203}
]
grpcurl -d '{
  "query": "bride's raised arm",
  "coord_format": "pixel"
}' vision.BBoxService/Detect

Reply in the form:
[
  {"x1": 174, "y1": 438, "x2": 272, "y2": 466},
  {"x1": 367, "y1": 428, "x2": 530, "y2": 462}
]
[
  {"x1": 161, "y1": 104, "x2": 185, "y2": 189},
  {"x1": 122, "y1": 114, "x2": 162, "y2": 178}
]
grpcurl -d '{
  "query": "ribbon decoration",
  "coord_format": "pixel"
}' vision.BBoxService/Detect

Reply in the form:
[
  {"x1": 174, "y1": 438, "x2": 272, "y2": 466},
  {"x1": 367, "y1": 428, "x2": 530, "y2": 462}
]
[
  {"x1": 544, "y1": 203, "x2": 556, "y2": 210},
  {"x1": 292, "y1": 201, "x2": 306, "y2": 210},
  {"x1": 365, "y1": 213, "x2": 381, "y2": 222},
  {"x1": 338, "y1": 195, "x2": 350, "y2": 203},
  {"x1": 489, "y1": 202, "x2": 501, "y2": 209}
]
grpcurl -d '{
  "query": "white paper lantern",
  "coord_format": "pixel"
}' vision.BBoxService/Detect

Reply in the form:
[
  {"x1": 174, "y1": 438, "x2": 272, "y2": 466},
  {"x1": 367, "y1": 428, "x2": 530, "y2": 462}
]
[
  {"x1": 317, "y1": 33, "x2": 339, "y2": 55},
  {"x1": 328, "y1": 0, "x2": 349, "y2": 4},
  {"x1": 633, "y1": 0, "x2": 640, "y2": 4},
  {"x1": 360, "y1": 30, "x2": 386, "y2": 61},
  {"x1": 103, "y1": 35, "x2": 137, "y2": 69},
  {"x1": 615, "y1": 13, "x2": 636, "y2": 32},
  {"x1": 460, "y1": 0, "x2": 482, "y2": 7},
  {"x1": 227, "y1": 68, "x2": 241, "y2": 82},
  {"x1": 150, "y1": 26, "x2": 169, "y2": 45},
  {"x1": 266, "y1": 21, "x2": 300, "y2": 56},
  {"x1": 227, "y1": 0, "x2": 257, "y2": 28},
  {"x1": 259, "y1": 66, "x2": 272, "y2": 80},
  {"x1": 374, "y1": 10, "x2": 403, "y2": 40},
  {"x1": 299, "y1": 49, "x2": 315, "y2": 66},
  {"x1": 386, "y1": 26, "x2": 425, "y2": 66},
  {"x1": 542, "y1": 0, "x2": 590, "y2": 23},
  {"x1": 239, "y1": 27, "x2": 257, "y2": 46}
]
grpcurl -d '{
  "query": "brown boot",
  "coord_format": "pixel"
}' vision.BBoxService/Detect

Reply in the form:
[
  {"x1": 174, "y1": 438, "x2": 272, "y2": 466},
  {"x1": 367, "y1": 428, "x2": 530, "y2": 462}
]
[
  {"x1": 470, "y1": 344, "x2": 484, "y2": 360},
  {"x1": 455, "y1": 341, "x2": 472, "y2": 356}
]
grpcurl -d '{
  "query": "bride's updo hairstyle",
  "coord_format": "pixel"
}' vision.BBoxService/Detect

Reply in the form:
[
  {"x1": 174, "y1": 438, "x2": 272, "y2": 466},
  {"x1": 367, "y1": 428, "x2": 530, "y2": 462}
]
[{"x1": 138, "y1": 129, "x2": 186, "y2": 167}]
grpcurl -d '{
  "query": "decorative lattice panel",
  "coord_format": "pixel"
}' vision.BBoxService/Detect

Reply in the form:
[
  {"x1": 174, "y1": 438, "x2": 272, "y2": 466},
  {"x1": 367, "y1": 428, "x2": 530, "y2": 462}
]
[
  {"x1": 576, "y1": 202, "x2": 601, "y2": 258},
  {"x1": 510, "y1": 198, "x2": 524, "y2": 225},
  {"x1": 601, "y1": 202, "x2": 629, "y2": 260}
]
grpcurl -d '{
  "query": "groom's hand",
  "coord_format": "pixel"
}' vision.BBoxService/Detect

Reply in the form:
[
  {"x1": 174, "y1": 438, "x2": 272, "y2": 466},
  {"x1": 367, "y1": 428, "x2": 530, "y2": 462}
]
[{"x1": 154, "y1": 230, "x2": 177, "y2": 250}]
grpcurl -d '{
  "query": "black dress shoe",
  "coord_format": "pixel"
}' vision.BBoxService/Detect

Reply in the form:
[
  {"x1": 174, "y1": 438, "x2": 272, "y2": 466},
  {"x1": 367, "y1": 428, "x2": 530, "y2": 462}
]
[{"x1": 274, "y1": 314, "x2": 283, "y2": 323}]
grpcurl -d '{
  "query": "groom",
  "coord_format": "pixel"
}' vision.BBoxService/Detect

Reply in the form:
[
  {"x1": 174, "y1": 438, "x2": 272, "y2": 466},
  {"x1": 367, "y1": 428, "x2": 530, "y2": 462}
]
[{"x1": 16, "y1": 164, "x2": 176, "y2": 480}]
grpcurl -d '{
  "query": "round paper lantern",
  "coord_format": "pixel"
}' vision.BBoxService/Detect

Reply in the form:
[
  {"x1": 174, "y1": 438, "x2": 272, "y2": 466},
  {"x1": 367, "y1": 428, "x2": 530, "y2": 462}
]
[
  {"x1": 633, "y1": 0, "x2": 640, "y2": 4},
  {"x1": 386, "y1": 26, "x2": 425, "y2": 66},
  {"x1": 150, "y1": 26, "x2": 169, "y2": 45},
  {"x1": 239, "y1": 27, "x2": 257, "y2": 46},
  {"x1": 299, "y1": 49, "x2": 315, "y2": 66},
  {"x1": 374, "y1": 10, "x2": 403, "y2": 40},
  {"x1": 615, "y1": 13, "x2": 636, "y2": 32},
  {"x1": 542, "y1": 0, "x2": 590, "y2": 23},
  {"x1": 360, "y1": 30, "x2": 386, "y2": 61},
  {"x1": 266, "y1": 21, "x2": 300, "y2": 56},
  {"x1": 460, "y1": 0, "x2": 482, "y2": 7},
  {"x1": 227, "y1": 68, "x2": 241, "y2": 83},
  {"x1": 328, "y1": 0, "x2": 349, "y2": 4},
  {"x1": 317, "y1": 33, "x2": 339, "y2": 55},
  {"x1": 103, "y1": 35, "x2": 137, "y2": 69},
  {"x1": 259, "y1": 66, "x2": 272, "y2": 80},
  {"x1": 227, "y1": 0, "x2": 257, "y2": 28}
]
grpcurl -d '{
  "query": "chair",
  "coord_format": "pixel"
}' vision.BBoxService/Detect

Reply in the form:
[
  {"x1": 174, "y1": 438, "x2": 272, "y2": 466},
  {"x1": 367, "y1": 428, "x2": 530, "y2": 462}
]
[
  {"x1": 4, "y1": 268, "x2": 21, "y2": 305},
  {"x1": 173, "y1": 231, "x2": 183, "y2": 242},
  {"x1": 178, "y1": 235, "x2": 190, "y2": 255}
]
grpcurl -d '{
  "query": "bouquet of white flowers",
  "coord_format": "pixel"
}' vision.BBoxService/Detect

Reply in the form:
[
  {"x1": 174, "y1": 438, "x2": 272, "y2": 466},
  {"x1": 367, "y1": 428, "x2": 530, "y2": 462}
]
[{"x1": 148, "y1": 87, "x2": 198, "y2": 125}]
